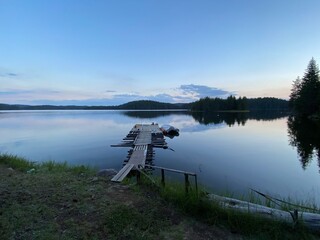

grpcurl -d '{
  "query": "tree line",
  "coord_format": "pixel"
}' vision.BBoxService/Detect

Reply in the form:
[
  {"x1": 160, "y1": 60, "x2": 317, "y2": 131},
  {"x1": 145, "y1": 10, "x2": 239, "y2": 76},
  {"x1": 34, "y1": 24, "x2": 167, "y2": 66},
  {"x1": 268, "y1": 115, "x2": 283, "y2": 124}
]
[
  {"x1": 0, "y1": 97, "x2": 289, "y2": 111},
  {"x1": 190, "y1": 96, "x2": 288, "y2": 112},
  {"x1": 190, "y1": 96, "x2": 247, "y2": 111}
]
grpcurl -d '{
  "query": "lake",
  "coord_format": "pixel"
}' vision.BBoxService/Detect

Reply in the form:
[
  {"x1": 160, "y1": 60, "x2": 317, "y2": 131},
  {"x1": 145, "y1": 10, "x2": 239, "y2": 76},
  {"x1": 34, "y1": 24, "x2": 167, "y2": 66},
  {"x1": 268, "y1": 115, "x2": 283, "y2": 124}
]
[{"x1": 1, "y1": 110, "x2": 320, "y2": 205}]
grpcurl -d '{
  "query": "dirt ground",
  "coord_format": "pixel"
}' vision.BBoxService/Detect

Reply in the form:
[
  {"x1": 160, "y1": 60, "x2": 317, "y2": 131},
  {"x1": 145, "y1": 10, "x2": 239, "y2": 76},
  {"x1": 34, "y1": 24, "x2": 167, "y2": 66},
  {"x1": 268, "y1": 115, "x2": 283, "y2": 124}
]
[
  {"x1": 105, "y1": 182, "x2": 243, "y2": 240},
  {"x1": 0, "y1": 166, "x2": 242, "y2": 239}
]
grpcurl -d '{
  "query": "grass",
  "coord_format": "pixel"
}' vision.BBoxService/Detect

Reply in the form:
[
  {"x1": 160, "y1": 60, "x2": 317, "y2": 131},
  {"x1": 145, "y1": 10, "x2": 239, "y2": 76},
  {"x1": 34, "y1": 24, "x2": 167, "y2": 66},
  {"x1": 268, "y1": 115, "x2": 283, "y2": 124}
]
[
  {"x1": 230, "y1": 189, "x2": 320, "y2": 214},
  {"x1": 0, "y1": 154, "x2": 173, "y2": 239},
  {"x1": 135, "y1": 174, "x2": 320, "y2": 240},
  {"x1": 0, "y1": 153, "x2": 94, "y2": 174},
  {"x1": 0, "y1": 153, "x2": 37, "y2": 171},
  {"x1": 1, "y1": 153, "x2": 320, "y2": 239}
]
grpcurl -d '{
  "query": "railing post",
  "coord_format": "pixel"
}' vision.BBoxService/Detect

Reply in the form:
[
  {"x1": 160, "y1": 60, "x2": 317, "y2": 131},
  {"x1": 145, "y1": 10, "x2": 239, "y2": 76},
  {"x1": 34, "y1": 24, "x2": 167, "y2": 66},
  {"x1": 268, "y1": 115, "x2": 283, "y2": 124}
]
[
  {"x1": 184, "y1": 173, "x2": 189, "y2": 194},
  {"x1": 161, "y1": 168, "x2": 165, "y2": 187},
  {"x1": 194, "y1": 174, "x2": 198, "y2": 195}
]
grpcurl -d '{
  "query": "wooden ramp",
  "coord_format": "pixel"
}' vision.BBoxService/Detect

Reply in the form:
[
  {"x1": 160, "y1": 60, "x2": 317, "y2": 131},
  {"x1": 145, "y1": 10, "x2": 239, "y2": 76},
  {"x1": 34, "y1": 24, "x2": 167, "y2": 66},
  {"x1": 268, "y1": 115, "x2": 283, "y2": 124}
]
[
  {"x1": 111, "y1": 124, "x2": 166, "y2": 182},
  {"x1": 111, "y1": 164, "x2": 134, "y2": 182}
]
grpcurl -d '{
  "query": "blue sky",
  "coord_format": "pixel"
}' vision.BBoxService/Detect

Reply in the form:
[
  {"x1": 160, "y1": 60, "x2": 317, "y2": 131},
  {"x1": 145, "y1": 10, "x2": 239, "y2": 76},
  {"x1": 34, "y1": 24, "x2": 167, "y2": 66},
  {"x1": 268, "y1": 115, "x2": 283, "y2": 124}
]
[{"x1": 1, "y1": 0, "x2": 320, "y2": 105}]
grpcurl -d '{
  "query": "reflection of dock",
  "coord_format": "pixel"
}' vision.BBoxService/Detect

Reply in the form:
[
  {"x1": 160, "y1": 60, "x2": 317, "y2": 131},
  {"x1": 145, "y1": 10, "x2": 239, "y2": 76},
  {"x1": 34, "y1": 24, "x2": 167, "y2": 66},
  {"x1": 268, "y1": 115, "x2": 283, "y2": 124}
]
[{"x1": 111, "y1": 124, "x2": 167, "y2": 182}]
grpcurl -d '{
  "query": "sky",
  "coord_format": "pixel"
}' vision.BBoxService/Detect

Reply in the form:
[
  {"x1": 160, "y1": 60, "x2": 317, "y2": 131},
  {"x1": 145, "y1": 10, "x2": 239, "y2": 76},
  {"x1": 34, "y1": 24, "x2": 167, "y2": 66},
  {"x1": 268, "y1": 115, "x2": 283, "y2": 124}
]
[{"x1": 1, "y1": 0, "x2": 320, "y2": 105}]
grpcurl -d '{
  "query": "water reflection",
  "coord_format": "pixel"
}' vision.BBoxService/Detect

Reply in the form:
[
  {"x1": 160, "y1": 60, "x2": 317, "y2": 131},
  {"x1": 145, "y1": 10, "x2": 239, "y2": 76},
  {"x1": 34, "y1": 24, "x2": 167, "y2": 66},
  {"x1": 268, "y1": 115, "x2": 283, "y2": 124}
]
[
  {"x1": 191, "y1": 111, "x2": 289, "y2": 126},
  {"x1": 121, "y1": 110, "x2": 288, "y2": 127},
  {"x1": 122, "y1": 110, "x2": 188, "y2": 119},
  {"x1": 287, "y1": 116, "x2": 320, "y2": 170},
  {"x1": 191, "y1": 112, "x2": 247, "y2": 126},
  {"x1": 2, "y1": 110, "x2": 320, "y2": 204}
]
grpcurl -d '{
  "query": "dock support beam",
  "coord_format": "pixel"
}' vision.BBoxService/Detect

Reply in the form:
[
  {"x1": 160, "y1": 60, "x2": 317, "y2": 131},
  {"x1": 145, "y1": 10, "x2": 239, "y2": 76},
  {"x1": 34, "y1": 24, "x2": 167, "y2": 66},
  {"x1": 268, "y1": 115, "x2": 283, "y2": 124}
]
[
  {"x1": 194, "y1": 174, "x2": 198, "y2": 193},
  {"x1": 161, "y1": 169, "x2": 165, "y2": 187}
]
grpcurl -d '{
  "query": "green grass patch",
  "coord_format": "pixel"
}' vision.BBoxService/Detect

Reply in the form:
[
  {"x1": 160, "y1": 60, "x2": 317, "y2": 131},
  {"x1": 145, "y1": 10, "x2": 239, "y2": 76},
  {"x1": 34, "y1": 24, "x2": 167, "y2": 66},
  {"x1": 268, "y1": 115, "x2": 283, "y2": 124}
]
[
  {"x1": 0, "y1": 153, "x2": 36, "y2": 171},
  {"x1": 103, "y1": 204, "x2": 169, "y2": 239},
  {"x1": 0, "y1": 153, "x2": 95, "y2": 175},
  {"x1": 1, "y1": 154, "x2": 319, "y2": 239},
  {"x1": 136, "y1": 174, "x2": 319, "y2": 240},
  {"x1": 0, "y1": 154, "x2": 173, "y2": 239}
]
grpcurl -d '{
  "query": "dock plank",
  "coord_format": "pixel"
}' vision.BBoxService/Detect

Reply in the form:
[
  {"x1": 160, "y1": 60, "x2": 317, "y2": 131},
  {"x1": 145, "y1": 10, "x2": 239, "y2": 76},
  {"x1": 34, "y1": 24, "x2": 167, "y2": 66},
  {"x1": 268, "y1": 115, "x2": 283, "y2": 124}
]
[
  {"x1": 111, "y1": 123, "x2": 166, "y2": 182},
  {"x1": 127, "y1": 145, "x2": 147, "y2": 167},
  {"x1": 111, "y1": 163, "x2": 135, "y2": 182}
]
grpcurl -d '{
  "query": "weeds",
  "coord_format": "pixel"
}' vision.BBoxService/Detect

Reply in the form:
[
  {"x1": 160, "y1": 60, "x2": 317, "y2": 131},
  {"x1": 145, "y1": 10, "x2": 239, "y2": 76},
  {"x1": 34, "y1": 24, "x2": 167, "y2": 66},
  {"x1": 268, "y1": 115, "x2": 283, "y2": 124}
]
[
  {"x1": 0, "y1": 153, "x2": 95, "y2": 175},
  {"x1": 0, "y1": 153, "x2": 36, "y2": 171},
  {"x1": 1, "y1": 154, "x2": 319, "y2": 239},
  {"x1": 0, "y1": 154, "x2": 171, "y2": 240},
  {"x1": 136, "y1": 174, "x2": 319, "y2": 239}
]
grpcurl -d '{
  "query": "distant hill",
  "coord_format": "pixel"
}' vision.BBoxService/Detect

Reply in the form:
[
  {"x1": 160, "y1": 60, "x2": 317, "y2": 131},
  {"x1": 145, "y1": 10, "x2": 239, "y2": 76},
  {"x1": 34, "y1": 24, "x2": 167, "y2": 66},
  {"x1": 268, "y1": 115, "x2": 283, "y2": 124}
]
[
  {"x1": 117, "y1": 100, "x2": 190, "y2": 110},
  {"x1": 0, "y1": 104, "x2": 114, "y2": 110},
  {"x1": 0, "y1": 100, "x2": 190, "y2": 110},
  {"x1": 0, "y1": 98, "x2": 288, "y2": 111}
]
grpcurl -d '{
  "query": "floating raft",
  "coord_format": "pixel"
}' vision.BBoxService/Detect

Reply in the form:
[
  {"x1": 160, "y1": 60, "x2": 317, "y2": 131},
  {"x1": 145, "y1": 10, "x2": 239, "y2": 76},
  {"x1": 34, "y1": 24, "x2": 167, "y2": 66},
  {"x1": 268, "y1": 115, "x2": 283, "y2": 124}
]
[{"x1": 111, "y1": 123, "x2": 167, "y2": 182}]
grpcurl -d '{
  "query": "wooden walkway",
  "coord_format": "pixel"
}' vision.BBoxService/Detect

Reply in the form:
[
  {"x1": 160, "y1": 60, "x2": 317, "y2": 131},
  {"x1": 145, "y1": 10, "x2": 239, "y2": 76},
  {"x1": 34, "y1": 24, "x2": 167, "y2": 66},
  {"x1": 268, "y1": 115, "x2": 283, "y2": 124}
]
[{"x1": 111, "y1": 124, "x2": 166, "y2": 182}]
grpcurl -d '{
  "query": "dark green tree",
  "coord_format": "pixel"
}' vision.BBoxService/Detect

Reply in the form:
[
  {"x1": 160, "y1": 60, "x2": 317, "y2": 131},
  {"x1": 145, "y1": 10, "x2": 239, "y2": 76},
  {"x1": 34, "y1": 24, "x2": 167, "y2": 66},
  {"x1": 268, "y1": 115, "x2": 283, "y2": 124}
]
[
  {"x1": 191, "y1": 96, "x2": 248, "y2": 112},
  {"x1": 289, "y1": 77, "x2": 301, "y2": 108},
  {"x1": 290, "y1": 58, "x2": 320, "y2": 116}
]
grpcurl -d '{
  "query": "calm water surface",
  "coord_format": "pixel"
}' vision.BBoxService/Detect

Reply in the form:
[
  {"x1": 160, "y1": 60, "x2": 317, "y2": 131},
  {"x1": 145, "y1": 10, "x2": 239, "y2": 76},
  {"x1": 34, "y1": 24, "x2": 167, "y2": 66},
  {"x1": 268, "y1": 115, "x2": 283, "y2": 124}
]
[{"x1": 1, "y1": 110, "x2": 320, "y2": 204}]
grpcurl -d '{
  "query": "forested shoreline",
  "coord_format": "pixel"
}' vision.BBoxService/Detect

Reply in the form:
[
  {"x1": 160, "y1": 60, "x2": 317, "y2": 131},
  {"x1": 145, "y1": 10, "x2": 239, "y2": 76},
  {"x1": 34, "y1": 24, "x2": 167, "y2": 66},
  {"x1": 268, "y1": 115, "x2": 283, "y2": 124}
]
[{"x1": 0, "y1": 97, "x2": 288, "y2": 111}]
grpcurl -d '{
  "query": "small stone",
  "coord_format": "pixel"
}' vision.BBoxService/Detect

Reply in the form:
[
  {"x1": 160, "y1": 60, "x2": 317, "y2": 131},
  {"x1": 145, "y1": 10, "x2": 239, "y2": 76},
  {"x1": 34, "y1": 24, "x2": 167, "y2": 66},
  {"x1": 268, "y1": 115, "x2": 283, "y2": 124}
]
[
  {"x1": 7, "y1": 167, "x2": 14, "y2": 171},
  {"x1": 97, "y1": 169, "x2": 117, "y2": 179},
  {"x1": 91, "y1": 177, "x2": 99, "y2": 182},
  {"x1": 27, "y1": 168, "x2": 35, "y2": 174}
]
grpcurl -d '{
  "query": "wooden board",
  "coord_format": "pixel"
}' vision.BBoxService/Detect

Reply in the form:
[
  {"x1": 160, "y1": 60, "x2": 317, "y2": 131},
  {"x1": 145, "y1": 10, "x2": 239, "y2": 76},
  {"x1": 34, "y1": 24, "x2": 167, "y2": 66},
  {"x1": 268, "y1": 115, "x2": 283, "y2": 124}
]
[
  {"x1": 128, "y1": 145, "x2": 147, "y2": 167},
  {"x1": 111, "y1": 164, "x2": 134, "y2": 182},
  {"x1": 134, "y1": 131, "x2": 151, "y2": 145},
  {"x1": 110, "y1": 123, "x2": 165, "y2": 182}
]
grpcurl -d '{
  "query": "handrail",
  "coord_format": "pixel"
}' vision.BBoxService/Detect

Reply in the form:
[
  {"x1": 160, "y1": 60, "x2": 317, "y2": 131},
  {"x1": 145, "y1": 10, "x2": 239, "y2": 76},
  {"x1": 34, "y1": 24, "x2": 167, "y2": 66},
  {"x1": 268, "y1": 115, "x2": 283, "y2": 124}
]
[
  {"x1": 141, "y1": 164, "x2": 198, "y2": 194},
  {"x1": 144, "y1": 164, "x2": 196, "y2": 176}
]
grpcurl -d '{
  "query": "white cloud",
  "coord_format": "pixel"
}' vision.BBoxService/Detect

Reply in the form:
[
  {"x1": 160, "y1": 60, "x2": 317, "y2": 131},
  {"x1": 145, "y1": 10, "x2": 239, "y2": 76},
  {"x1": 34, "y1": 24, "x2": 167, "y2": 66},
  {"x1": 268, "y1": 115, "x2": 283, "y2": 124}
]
[{"x1": 179, "y1": 84, "x2": 234, "y2": 98}]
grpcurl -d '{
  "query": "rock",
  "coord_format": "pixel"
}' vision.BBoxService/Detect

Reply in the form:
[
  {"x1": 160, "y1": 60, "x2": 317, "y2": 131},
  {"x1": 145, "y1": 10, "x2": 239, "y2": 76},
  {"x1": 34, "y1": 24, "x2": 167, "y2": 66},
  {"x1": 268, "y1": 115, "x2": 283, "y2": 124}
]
[
  {"x1": 7, "y1": 167, "x2": 14, "y2": 171},
  {"x1": 97, "y1": 169, "x2": 117, "y2": 179},
  {"x1": 27, "y1": 168, "x2": 35, "y2": 174},
  {"x1": 91, "y1": 177, "x2": 99, "y2": 182}
]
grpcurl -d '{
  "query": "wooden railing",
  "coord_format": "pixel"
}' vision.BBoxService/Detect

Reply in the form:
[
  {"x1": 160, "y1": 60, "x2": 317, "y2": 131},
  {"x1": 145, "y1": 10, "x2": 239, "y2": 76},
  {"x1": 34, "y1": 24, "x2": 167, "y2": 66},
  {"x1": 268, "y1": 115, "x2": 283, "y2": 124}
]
[{"x1": 142, "y1": 164, "x2": 198, "y2": 194}]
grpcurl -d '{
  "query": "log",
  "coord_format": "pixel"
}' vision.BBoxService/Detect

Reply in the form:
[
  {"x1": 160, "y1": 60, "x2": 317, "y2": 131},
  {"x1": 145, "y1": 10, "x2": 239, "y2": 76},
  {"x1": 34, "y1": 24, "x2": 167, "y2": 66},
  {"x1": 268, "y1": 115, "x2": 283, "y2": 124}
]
[{"x1": 209, "y1": 194, "x2": 320, "y2": 231}]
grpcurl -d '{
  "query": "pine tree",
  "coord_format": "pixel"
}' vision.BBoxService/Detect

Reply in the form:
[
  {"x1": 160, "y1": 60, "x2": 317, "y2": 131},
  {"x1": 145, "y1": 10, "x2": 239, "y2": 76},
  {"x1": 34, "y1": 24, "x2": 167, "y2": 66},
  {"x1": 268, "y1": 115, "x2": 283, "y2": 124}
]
[
  {"x1": 289, "y1": 77, "x2": 301, "y2": 108},
  {"x1": 290, "y1": 58, "x2": 320, "y2": 116}
]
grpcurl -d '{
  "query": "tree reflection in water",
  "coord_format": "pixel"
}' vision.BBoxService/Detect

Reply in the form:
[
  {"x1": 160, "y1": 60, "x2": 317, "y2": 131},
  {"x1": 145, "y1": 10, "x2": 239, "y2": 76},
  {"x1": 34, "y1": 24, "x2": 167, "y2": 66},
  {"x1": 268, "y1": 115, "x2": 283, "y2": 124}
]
[
  {"x1": 287, "y1": 116, "x2": 320, "y2": 170},
  {"x1": 122, "y1": 110, "x2": 289, "y2": 127},
  {"x1": 191, "y1": 111, "x2": 288, "y2": 126}
]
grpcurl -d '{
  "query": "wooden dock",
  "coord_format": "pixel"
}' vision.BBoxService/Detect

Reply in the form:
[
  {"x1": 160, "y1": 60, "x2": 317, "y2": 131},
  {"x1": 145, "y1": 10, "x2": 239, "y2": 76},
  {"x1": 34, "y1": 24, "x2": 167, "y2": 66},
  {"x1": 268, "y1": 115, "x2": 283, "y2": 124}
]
[{"x1": 111, "y1": 123, "x2": 167, "y2": 182}]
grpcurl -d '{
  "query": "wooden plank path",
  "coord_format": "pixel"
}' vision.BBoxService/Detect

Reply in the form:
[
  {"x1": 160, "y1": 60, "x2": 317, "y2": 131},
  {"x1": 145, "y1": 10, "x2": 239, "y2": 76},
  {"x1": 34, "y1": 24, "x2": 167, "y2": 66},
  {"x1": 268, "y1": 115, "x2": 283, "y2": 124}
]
[
  {"x1": 111, "y1": 124, "x2": 166, "y2": 182},
  {"x1": 111, "y1": 123, "x2": 199, "y2": 196}
]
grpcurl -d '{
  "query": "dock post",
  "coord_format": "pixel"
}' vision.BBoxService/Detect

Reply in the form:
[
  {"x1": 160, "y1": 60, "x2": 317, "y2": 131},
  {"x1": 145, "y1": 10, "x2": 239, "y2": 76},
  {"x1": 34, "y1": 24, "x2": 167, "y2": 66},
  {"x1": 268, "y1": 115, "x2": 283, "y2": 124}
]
[
  {"x1": 161, "y1": 169, "x2": 165, "y2": 187},
  {"x1": 184, "y1": 174, "x2": 189, "y2": 194},
  {"x1": 194, "y1": 174, "x2": 198, "y2": 195}
]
